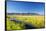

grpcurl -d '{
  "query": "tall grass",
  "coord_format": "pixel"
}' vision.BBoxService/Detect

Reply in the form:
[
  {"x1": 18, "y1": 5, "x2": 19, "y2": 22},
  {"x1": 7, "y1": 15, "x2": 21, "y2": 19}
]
[{"x1": 7, "y1": 15, "x2": 45, "y2": 30}]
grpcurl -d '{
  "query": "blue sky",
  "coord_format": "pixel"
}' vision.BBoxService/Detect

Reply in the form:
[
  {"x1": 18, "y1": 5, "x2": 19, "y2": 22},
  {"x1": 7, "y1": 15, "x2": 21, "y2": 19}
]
[{"x1": 7, "y1": 1, "x2": 45, "y2": 15}]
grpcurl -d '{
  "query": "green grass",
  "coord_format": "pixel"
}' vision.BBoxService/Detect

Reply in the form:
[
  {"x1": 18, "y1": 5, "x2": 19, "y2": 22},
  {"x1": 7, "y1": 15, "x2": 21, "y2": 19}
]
[
  {"x1": 7, "y1": 18, "x2": 25, "y2": 30},
  {"x1": 6, "y1": 15, "x2": 45, "y2": 30}
]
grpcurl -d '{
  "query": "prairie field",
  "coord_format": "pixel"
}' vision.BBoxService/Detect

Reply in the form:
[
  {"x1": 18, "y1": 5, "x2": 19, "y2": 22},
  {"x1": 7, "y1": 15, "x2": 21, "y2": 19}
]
[{"x1": 6, "y1": 15, "x2": 45, "y2": 30}]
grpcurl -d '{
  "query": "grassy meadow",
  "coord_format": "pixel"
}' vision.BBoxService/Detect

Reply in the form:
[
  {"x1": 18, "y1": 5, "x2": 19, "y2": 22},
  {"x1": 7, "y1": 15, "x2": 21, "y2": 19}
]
[{"x1": 6, "y1": 15, "x2": 45, "y2": 30}]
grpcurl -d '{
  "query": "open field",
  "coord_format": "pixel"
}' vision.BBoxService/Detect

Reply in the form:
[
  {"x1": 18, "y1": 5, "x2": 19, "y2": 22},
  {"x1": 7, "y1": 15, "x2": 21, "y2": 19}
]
[{"x1": 6, "y1": 15, "x2": 45, "y2": 30}]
